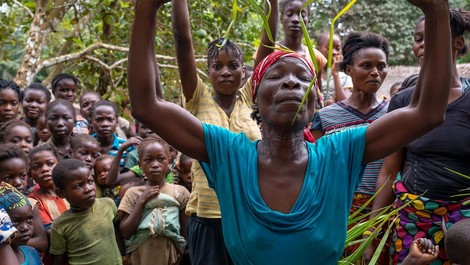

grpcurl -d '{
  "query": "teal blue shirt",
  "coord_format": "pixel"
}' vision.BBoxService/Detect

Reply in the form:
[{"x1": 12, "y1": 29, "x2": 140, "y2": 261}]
[{"x1": 200, "y1": 123, "x2": 367, "y2": 265}]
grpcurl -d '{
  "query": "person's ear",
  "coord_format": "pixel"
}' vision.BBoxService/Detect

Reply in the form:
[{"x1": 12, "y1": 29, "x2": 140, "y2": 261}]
[
  {"x1": 56, "y1": 188, "x2": 65, "y2": 199},
  {"x1": 454, "y1": 36, "x2": 465, "y2": 53},
  {"x1": 242, "y1": 66, "x2": 246, "y2": 80},
  {"x1": 346, "y1": 64, "x2": 352, "y2": 76}
]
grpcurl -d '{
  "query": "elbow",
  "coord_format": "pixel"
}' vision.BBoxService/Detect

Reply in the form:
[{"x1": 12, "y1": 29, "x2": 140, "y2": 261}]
[
  {"x1": 419, "y1": 114, "x2": 445, "y2": 134},
  {"x1": 427, "y1": 114, "x2": 445, "y2": 130},
  {"x1": 131, "y1": 110, "x2": 145, "y2": 123},
  {"x1": 119, "y1": 226, "x2": 132, "y2": 240}
]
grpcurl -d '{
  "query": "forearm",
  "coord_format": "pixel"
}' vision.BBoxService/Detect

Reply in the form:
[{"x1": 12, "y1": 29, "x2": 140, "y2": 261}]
[
  {"x1": 369, "y1": 151, "x2": 404, "y2": 219},
  {"x1": 332, "y1": 72, "x2": 347, "y2": 101},
  {"x1": 254, "y1": 0, "x2": 278, "y2": 67},
  {"x1": 128, "y1": 1, "x2": 161, "y2": 115},
  {"x1": 180, "y1": 210, "x2": 189, "y2": 240},
  {"x1": 172, "y1": 0, "x2": 198, "y2": 99},
  {"x1": 0, "y1": 244, "x2": 19, "y2": 265},
  {"x1": 119, "y1": 202, "x2": 146, "y2": 239},
  {"x1": 105, "y1": 149, "x2": 125, "y2": 185},
  {"x1": 410, "y1": 3, "x2": 451, "y2": 122}
]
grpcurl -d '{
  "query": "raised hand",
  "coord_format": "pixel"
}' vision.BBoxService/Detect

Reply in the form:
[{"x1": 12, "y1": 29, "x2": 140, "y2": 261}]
[
  {"x1": 120, "y1": 136, "x2": 142, "y2": 151},
  {"x1": 406, "y1": 0, "x2": 449, "y2": 12}
]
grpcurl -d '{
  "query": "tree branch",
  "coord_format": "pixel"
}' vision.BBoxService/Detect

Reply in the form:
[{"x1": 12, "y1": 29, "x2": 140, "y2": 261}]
[{"x1": 12, "y1": 0, "x2": 34, "y2": 18}]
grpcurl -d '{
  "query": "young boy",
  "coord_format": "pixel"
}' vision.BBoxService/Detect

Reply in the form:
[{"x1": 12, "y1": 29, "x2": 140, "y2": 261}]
[{"x1": 49, "y1": 159, "x2": 122, "y2": 265}]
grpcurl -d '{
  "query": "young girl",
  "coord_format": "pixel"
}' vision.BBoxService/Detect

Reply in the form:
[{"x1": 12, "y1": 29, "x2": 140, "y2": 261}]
[
  {"x1": 119, "y1": 136, "x2": 190, "y2": 265},
  {"x1": 0, "y1": 79, "x2": 21, "y2": 125},
  {"x1": 44, "y1": 99, "x2": 75, "y2": 160},
  {"x1": 21, "y1": 83, "x2": 51, "y2": 145},
  {"x1": 0, "y1": 120, "x2": 34, "y2": 155},
  {"x1": 0, "y1": 186, "x2": 42, "y2": 265},
  {"x1": 71, "y1": 134, "x2": 100, "y2": 171},
  {"x1": 0, "y1": 144, "x2": 48, "y2": 254},
  {"x1": 51, "y1": 73, "x2": 91, "y2": 136},
  {"x1": 89, "y1": 100, "x2": 133, "y2": 172},
  {"x1": 27, "y1": 145, "x2": 69, "y2": 231}
]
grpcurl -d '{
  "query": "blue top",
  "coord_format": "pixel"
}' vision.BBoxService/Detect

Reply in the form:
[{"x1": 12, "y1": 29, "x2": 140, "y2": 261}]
[
  {"x1": 200, "y1": 123, "x2": 367, "y2": 265},
  {"x1": 91, "y1": 133, "x2": 133, "y2": 172},
  {"x1": 20, "y1": 245, "x2": 42, "y2": 265}
]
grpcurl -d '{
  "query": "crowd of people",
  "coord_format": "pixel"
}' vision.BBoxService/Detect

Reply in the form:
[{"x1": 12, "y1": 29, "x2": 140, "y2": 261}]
[{"x1": 0, "y1": 0, "x2": 469, "y2": 264}]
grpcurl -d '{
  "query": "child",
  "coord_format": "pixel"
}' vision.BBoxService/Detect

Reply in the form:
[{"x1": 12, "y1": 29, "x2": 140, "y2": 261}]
[
  {"x1": 118, "y1": 136, "x2": 190, "y2": 265},
  {"x1": 174, "y1": 154, "x2": 192, "y2": 192},
  {"x1": 36, "y1": 115, "x2": 51, "y2": 145},
  {"x1": 94, "y1": 154, "x2": 114, "y2": 190},
  {"x1": 315, "y1": 31, "x2": 353, "y2": 105},
  {"x1": 50, "y1": 159, "x2": 122, "y2": 265},
  {"x1": 0, "y1": 79, "x2": 21, "y2": 125},
  {"x1": 123, "y1": 121, "x2": 176, "y2": 183},
  {"x1": 44, "y1": 99, "x2": 76, "y2": 160},
  {"x1": 445, "y1": 219, "x2": 470, "y2": 265},
  {"x1": 402, "y1": 238, "x2": 439, "y2": 265},
  {"x1": 0, "y1": 185, "x2": 42, "y2": 265},
  {"x1": 0, "y1": 143, "x2": 29, "y2": 193},
  {"x1": 79, "y1": 91, "x2": 101, "y2": 123},
  {"x1": 71, "y1": 134, "x2": 100, "y2": 170},
  {"x1": 0, "y1": 120, "x2": 34, "y2": 155},
  {"x1": 79, "y1": 91, "x2": 135, "y2": 138},
  {"x1": 89, "y1": 100, "x2": 133, "y2": 172},
  {"x1": 21, "y1": 83, "x2": 52, "y2": 145},
  {"x1": 124, "y1": 121, "x2": 153, "y2": 169},
  {"x1": 27, "y1": 145, "x2": 69, "y2": 231},
  {"x1": 102, "y1": 137, "x2": 143, "y2": 206},
  {"x1": 0, "y1": 144, "x2": 49, "y2": 254}
]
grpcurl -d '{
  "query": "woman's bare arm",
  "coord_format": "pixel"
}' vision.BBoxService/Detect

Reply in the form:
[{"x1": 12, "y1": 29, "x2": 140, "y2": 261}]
[
  {"x1": 172, "y1": 0, "x2": 198, "y2": 101},
  {"x1": 254, "y1": 0, "x2": 278, "y2": 67},
  {"x1": 363, "y1": 0, "x2": 451, "y2": 164},
  {"x1": 128, "y1": 0, "x2": 207, "y2": 162}
]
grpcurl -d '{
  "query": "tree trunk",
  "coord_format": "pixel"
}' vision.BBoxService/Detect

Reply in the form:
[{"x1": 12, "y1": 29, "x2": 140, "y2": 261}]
[{"x1": 14, "y1": 0, "x2": 75, "y2": 87}]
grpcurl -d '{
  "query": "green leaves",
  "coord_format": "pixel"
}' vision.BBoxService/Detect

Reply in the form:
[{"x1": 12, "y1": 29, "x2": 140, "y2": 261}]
[{"x1": 294, "y1": 0, "x2": 357, "y2": 124}]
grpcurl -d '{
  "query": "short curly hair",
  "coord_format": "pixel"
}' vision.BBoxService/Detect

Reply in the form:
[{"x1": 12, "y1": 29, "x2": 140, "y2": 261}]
[{"x1": 0, "y1": 79, "x2": 22, "y2": 102}]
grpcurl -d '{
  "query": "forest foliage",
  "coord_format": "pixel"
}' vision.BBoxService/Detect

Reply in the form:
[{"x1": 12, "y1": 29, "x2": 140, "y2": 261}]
[{"x1": 1, "y1": 0, "x2": 469, "y2": 106}]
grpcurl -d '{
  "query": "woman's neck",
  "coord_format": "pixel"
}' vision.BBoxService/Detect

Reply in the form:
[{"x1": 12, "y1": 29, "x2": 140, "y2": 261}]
[
  {"x1": 279, "y1": 37, "x2": 303, "y2": 53},
  {"x1": 214, "y1": 93, "x2": 237, "y2": 117},
  {"x1": 343, "y1": 91, "x2": 380, "y2": 114},
  {"x1": 259, "y1": 124, "x2": 307, "y2": 161}
]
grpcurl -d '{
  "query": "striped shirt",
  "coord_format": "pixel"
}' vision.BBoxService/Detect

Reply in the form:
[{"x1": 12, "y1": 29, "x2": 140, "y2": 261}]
[
  {"x1": 185, "y1": 77, "x2": 261, "y2": 218},
  {"x1": 91, "y1": 133, "x2": 133, "y2": 172},
  {"x1": 311, "y1": 100, "x2": 388, "y2": 195},
  {"x1": 29, "y1": 186, "x2": 70, "y2": 227}
]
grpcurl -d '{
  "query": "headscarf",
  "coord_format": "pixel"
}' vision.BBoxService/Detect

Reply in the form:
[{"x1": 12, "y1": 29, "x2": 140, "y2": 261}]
[
  {"x1": 251, "y1": 50, "x2": 317, "y2": 103},
  {"x1": 0, "y1": 208, "x2": 17, "y2": 244},
  {"x1": 0, "y1": 183, "x2": 30, "y2": 211}
]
